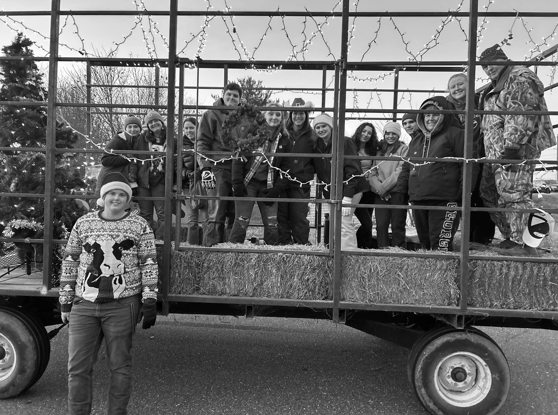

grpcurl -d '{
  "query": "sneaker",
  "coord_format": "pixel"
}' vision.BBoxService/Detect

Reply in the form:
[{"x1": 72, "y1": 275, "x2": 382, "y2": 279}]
[{"x1": 497, "y1": 238, "x2": 520, "y2": 249}]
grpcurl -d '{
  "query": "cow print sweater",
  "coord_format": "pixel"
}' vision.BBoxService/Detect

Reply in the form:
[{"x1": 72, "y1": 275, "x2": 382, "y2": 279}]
[{"x1": 59, "y1": 211, "x2": 159, "y2": 312}]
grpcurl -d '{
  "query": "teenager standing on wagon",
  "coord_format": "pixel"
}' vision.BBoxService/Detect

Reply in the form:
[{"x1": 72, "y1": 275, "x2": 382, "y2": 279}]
[
  {"x1": 369, "y1": 122, "x2": 408, "y2": 248},
  {"x1": 197, "y1": 83, "x2": 243, "y2": 246},
  {"x1": 351, "y1": 122, "x2": 379, "y2": 249},
  {"x1": 313, "y1": 114, "x2": 368, "y2": 249},
  {"x1": 230, "y1": 103, "x2": 292, "y2": 245},
  {"x1": 278, "y1": 98, "x2": 316, "y2": 245}
]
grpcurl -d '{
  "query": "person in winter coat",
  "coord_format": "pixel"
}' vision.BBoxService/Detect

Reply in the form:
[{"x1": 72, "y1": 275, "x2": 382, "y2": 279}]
[
  {"x1": 277, "y1": 97, "x2": 316, "y2": 245},
  {"x1": 401, "y1": 113, "x2": 421, "y2": 139},
  {"x1": 478, "y1": 44, "x2": 556, "y2": 254},
  {"x1": 129, "y1": 110, "x2": 168, "y2": 233},
  {"x1": 197, "y1": 83, "x2": 242, "y2": 246},
  {"x1": 397, "y1": 96, "x2": 465, "y2": 251},
  {"x1": 313, "y1": 114, "x2": 369, "y2": 250},
  {"x1": 446, "y1": 72, "x2": 496, "y2": 245},
  {"x1": 369, "y1": 122, "x2": 409, "y2": 248},
  {"x1": 95, "y1": 115, "x2": 142, "y2": 198},
  {"x1": 230, "y1": 103, "x2": 293, "y2": 245},
  {"x1": 351, "y1": 122, "x2": 380, "y2": 249},
  {"x1": 182, "y1": 117, "x2": 207, "y2": 245}
]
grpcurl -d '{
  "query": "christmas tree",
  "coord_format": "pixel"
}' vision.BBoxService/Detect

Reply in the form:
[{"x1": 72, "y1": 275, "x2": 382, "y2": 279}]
[{"x1": 0, "y1": 33, "x2": 87, "y2": 269}]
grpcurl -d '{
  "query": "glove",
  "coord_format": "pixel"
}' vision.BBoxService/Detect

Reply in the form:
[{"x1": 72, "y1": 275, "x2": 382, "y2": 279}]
[
  {"x1": 260, "y1": 187, "x2": 281, "y2": 206},
  {"x1": 201, "y1": 168, "x2": 216, "y2": 190},
  {"x1": 342, "y1": 197, "x2": 353, "y2": 216},
  {"x1": 233, "y1": 183, "x2": 247, "y2": 197},
  {"x1": 128, "y1": 173, "x2": 137, "y2": 183},
  {"x1": 139, "y1": 298, "x2": 157, "y2": 329}
]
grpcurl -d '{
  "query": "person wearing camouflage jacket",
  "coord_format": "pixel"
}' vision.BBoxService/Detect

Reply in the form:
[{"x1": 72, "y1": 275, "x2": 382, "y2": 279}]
[{"x1": 478, "y1": 44, "x2": 556, "y2": 251}]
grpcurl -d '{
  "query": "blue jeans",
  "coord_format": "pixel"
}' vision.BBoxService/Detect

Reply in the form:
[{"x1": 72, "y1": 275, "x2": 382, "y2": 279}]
[
  {"x1": 137, "y1": 183, "x2": 165, "y2": 226},
  {"x1": 277, "y1": 187, "x2": 311, "y2": 245},
  {"x1": 229, "y1": 179, "x2": 279, "y2": 245},
  {"x1": 183, "y1": 187, "x2": 208, "y2": 245},
  {"x1": 203, "y1": 168, "x2": 235, "y2": 246},
  {"x1": 68, "y1": 295, "x2": 141, "y2": 415}
]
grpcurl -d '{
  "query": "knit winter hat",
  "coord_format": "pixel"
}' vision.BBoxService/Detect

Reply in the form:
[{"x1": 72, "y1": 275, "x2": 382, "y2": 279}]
[
  {"x1": 97, "y1": 172, "x2": 133, "y2": 207},
  {"x1": 124, "y1": 115, "x2": 142, "y2": 129},
  {"x1": 383, "y1": 122, "x2": 401, "y2": 138},
  {"x1": 144, "y1": 110, "x2": 164, "y2": 126},
  {"x1": 312, "y1": 113, "x2": 334, "y2": 130},
  {"x1": 401, "y1": 113, "x2": 416, "y2": 122},
  {"x1": 479, "y1": 44, "x2": 509, "y2": 64}
]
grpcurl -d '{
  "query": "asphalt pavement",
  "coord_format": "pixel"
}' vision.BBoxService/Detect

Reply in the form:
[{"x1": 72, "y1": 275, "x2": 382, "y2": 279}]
[{"x1": 1, "y1": 315, "x2": 557, "y2": 415}]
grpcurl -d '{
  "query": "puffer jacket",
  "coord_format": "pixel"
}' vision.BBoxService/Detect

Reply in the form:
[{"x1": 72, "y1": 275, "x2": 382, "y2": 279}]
[
  {"x1": 232, "y1": 125, "x2": 293, "y2": 192},
  {"x1": 397, "y1": 96, "x2": 465, "y2": 202},
  {"x1": 314, "y1": 135, "x2": 369, "y2": 199},
  {"x1": 197, "y1": 98, "x2": 236, "y2": 170},
  {"x1": 479, "y1": 65, "x2": 556, "y2": 160},
  {"x1": 369, "y1": 140, "x2": 409, "y2": 195}
]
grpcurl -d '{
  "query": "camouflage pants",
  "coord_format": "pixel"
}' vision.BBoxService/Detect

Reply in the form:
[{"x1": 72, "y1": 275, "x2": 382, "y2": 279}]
[{"x1": 480, "y1": 163, "x2": 534, "y2": 244}]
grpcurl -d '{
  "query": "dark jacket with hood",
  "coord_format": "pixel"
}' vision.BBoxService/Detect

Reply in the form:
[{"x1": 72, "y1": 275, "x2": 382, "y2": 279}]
[
  {"x1": 284, "y1": 113, "x2": 316, "y2": 190},
  {"x1": 129, "y1": 128, "x2": 168, "y2": 189},
  {"x1": 397, "y1": 96, "x2": 465, "y2": 202},
  {"x1": 231, "y1": 125, "x2": 293, "y2": 192},
  {"x1": 314, "y1": 135, "x2": 369, "y2": 199},
  {"x1": 197, "y1": 98, "x2": 236, "y2": 170},
  {"x1": 96, "y1": 131, "x2": 137, "y2": 193}
]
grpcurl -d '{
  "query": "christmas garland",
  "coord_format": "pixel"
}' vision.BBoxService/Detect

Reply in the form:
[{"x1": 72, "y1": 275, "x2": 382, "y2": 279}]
[
  {"x1": 3, "y1": 219, "x2": 44, "y2": 237},
  {"x1": 221, "y1": 103, "x2": 270, "y2": 155}
]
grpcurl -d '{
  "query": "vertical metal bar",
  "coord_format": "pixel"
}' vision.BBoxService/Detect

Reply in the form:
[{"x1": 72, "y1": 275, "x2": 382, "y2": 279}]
[
  {"x1": 42, "y1": 0, "x2": 61, "y2": 292},
  {"x1": 223, "y1": 64, "x2": 229, "y2": 87},
  {"x1": 175, "y1": 63, "x2": 185, "y2": 248},
  {"x1": 316, "y1": 64, "x2": 328, "y2": 243},
  {"x1": 155, "y1": 65, "x2": 160, "y2": 107},
  {"x1": 161, "y1": 0, "x2": 178, "y2": 314},
  {"x1": 332, "y1": 0, "x2": 351, "y2": 322},
  {"x1": 392, "y1": 68, "x2": 399, "y2": 121},
  {"x1": 86, "y1": 61, "x2": 91, "y2": 139},
  {"x1": 459, "y1": 0, "x2": 479, "y2": 312}
]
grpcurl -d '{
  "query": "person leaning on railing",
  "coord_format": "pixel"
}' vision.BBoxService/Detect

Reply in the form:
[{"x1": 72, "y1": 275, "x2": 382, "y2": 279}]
[{"x1": 312, "y1": 113, "x2": 369, "y2": 250}]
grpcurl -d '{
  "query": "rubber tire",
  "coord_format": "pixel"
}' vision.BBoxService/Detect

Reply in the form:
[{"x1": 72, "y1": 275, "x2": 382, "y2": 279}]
[
  {"x1": 410, "y1": 330, "x2": 510, "y2": 415},
  {"x1": 0, "y1": 309, "x2": 41, "y2": 399},
  {"x1": 0, "y1": 307, "x2": 51, "y2": 391}
]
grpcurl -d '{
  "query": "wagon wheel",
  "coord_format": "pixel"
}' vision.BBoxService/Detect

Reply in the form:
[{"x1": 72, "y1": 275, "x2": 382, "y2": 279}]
[
  {"x1": 408, "y1": 327, "x2": 510, "y2": 415},
  {"x1": 0, "y1": 307, "x2": 49, "y2": 399},
  {"x1": 2, "y1": 307, "x2": 51, "y2": 391}
]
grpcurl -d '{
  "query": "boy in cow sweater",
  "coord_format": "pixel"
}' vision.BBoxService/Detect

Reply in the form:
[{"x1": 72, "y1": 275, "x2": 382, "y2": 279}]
[{"x1": 59, "y1": 172, "x2": 158, "y2": 415}]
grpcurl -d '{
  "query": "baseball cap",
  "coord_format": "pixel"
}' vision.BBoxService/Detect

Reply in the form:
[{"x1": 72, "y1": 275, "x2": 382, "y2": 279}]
[{"x1": 522, "y1": 209, "x2": 555, "y2": 248}]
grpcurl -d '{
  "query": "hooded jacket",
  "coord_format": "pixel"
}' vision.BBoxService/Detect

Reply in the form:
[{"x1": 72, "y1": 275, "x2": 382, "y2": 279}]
[
  {"x1": 479, "y1": 65, "x2": 556, "y2": 160},
  {"x1": 129, "y1": 128, "x2": 168, "y2": 188},
  {"x1": 314, "y1": 134, "x2": 369, "y2": 199},
  {"x1": 397, "y1": 96, "x2": 465, "y2": 202},
  {"x1": 197, "y1": 98, "x2": 236, "y2": 170},
  {"x1": 284, "y1": 113, "x2": 316, "y2": 190},
  {"x1": 231, "y1": 125, "x2": 293, "y2": 192},
  {"x1": 369, "y1": 140, "x2": 409, "y2": 195},
  {"x1": 96, "y1": 131, "x2": 137, "y2": 193}
]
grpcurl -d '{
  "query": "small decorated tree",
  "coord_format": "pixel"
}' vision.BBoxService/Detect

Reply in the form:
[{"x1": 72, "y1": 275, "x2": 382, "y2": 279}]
[{"x1": 0, "y1": 33, "x2": 86, "y2": 277}]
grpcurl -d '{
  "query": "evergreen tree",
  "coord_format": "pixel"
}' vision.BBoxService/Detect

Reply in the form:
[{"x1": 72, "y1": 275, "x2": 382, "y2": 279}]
[{"x1": 0, "y1": 33, "x2": 86, "y2": 253}]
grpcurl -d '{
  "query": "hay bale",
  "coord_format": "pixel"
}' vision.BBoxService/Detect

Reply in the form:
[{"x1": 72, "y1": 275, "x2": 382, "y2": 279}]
[
  {"x1": 342, "y1": 254, "x2": 459, "y2": 306},
  {"x1": 469, "y1": 260, "x2": 558, "y2": 310}
]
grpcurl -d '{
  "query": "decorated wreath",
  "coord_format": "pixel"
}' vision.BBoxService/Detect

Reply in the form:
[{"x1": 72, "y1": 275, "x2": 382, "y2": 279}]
[{"x1": 221, "y1": 103, "x2": 270, "y2": 155}]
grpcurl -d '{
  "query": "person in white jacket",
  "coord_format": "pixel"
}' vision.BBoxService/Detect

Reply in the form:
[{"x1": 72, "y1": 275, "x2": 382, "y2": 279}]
[{"x1": 369, "y1": 122, "x2": 409, "y2": 248}]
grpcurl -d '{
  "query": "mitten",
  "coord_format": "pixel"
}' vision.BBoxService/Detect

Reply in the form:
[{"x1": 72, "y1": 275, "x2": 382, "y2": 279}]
[
  {"x1": 201, "y1": 168, "x2": 216, "y2": 189},
  {"x1": 139, "y1": 298, "x2": 157, "y2": 329},
  {"x1": 260, "y1": 187, "x2": 281, "y2": 206},
  {"x1": 128, "y1": 172, "x2": 137, "y2": 183},
  {"x1": 342, "y1": 197, "x2": 353, "y2": 216},
  {"x1": 233, "y1": 183, "x2": 247, "y2": 197}
]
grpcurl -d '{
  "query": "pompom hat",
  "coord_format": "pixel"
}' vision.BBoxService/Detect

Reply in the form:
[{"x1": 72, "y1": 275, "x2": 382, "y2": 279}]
[
  {"x1": 312, "y1": 113, "x2": 334, "y2": 130},
  {"x1": 97, "y1": 172, "x2": 133, "y2": 207},
  {"x1": 383, "y1": 121, "x2": 401, "y2": 138}
]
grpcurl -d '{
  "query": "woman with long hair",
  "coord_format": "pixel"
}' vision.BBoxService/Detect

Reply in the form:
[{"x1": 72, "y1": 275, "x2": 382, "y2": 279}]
[{"x1": 351, "y1": 122, "x2": 379, "y2": 248}]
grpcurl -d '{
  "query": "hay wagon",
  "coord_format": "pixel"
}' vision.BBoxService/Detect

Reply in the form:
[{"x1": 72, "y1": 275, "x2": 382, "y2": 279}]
[{"x1": 1, "y1": 2, "x2": 558, "y2": 415}]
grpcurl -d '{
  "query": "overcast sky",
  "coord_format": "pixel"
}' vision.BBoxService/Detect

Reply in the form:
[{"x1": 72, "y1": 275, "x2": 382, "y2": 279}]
[{"x1": 1, "y1": 0, "x2": 557, "y2": 167}]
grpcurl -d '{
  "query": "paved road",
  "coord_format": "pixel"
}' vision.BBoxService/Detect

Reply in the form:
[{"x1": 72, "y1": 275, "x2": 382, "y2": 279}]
[{"x1": 1, "y1": 315, "x2": 558, "y2": 415}]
